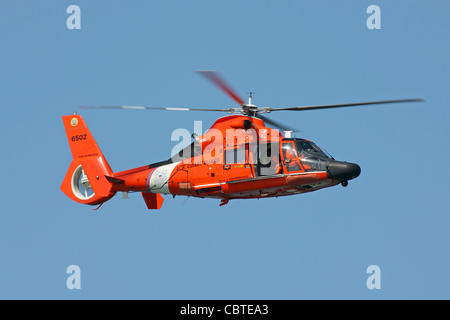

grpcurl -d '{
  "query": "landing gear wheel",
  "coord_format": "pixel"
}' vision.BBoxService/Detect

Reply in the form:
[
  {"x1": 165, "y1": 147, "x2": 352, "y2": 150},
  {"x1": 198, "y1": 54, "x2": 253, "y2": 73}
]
[{"x1": 341, "y1": 180, "x2": 348, "y2": 187}]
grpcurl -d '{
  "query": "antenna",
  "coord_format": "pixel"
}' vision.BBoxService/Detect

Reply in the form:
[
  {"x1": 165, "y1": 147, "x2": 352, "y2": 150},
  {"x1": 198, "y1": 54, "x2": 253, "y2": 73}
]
[{"x1": 246, "y1": 92, "x2": 255, "y2": 105}]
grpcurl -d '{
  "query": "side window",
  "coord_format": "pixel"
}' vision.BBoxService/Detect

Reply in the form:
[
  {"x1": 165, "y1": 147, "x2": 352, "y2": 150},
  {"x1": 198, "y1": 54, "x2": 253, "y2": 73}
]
[
  {"x1": 281, "y1": 142, "x2": 303, "y2": 172},
  {"x1": 225, "y1": 146, "x2": 246, "y2": 164},
  {"x1": 282, "y1": 142, "x2": 297, "y2": 160}
]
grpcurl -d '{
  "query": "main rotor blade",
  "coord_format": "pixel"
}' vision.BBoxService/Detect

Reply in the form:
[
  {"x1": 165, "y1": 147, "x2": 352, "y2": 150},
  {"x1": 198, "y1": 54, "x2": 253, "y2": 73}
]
[
  {"x1": 196, "y1": 70, "x2": 245, "y2": 106},
  {"x1": 257, "y1": 114, "x2": 299, "y2": 132},
  {"x1": 269, "y1": 98, "x2": 424, "y2": 112},
  {"x1": 77, "y1": 105, "x2": 231, "y2": 112}
]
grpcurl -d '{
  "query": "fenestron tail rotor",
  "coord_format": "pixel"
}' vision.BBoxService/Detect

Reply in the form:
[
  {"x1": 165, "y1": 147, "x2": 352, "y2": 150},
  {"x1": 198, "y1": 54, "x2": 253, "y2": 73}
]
[{"x1": 72, "y1": 165, "x2": 95, "y2": 200}]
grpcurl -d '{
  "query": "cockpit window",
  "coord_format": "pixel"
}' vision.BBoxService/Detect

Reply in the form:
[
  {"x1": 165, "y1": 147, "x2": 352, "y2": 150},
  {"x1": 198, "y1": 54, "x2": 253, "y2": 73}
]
[
  {"x1": 279, "y1": 138, "x2": 332, "y2": 173},
  {"x1": 295, "y1": 140, "x2": 331, "y2": 160}
]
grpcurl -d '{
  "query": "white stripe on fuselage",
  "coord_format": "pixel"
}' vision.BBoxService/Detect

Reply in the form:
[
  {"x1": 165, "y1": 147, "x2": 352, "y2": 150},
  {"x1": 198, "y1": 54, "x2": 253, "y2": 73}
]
[{"x1": 148, "y1": 162, "x2": 179, "y2": 194}]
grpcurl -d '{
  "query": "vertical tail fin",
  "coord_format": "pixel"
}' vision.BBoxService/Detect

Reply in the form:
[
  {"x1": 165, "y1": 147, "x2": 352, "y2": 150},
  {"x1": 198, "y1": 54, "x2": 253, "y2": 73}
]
[{"x1": 60, "y1": 114, "x2": 116, "y2": 205}]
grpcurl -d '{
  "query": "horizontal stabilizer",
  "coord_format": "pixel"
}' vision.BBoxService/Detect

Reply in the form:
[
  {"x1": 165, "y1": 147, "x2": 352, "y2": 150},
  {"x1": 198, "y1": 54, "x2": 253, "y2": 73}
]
[{"x1": 105, "y1": 176, "x2": 125, "y2": 184}]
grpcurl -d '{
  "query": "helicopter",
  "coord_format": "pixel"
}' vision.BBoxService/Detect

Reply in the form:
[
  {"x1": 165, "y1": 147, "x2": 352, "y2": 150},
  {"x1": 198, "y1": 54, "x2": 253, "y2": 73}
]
[{"x1": 61, "y1": 71, "x2": 423, "y2": 209}]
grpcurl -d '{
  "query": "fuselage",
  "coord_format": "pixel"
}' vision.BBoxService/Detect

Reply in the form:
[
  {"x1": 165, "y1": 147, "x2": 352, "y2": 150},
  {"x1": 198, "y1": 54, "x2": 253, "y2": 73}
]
[{"x1": 110, "y1": 115, "x2": 361, "y2": 204}]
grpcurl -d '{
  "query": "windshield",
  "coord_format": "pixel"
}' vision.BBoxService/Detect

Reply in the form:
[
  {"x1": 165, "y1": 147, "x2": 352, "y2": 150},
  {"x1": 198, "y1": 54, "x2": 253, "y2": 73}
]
[
  {"x1": 295, "y1": 139, "x2": 331, "y2": 160},
  {"x1": 279, "y1": 139, "x2": 332, "y2": 173}
]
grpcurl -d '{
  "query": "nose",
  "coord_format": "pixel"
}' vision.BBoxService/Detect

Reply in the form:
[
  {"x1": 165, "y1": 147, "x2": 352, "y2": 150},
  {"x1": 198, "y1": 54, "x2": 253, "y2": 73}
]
[{"x1": 326, "y1": 161, "x2": 361, "y2": 181}]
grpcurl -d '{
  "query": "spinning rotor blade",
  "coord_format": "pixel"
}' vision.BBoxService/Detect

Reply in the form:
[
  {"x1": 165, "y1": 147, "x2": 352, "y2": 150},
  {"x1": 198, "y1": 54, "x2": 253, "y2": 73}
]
[
  {"x1": 257, "y1": 114, "x2": 299, "y2": 132},
  {"x1": 78, "y1": 105, "x2": 232, "y2": 112},
  {"x1": 268, "y1": 98, "x2": 424, "y2": 112},
  {"x1": 196, "y1": 70, "x2": 245, "y2": 106}
]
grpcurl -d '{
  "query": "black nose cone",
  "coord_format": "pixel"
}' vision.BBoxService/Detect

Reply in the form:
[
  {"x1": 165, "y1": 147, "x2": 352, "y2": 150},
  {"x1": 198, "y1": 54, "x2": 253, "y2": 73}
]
[{"x1": 327, "y1": 161, "x2": 361, "y2": 181}]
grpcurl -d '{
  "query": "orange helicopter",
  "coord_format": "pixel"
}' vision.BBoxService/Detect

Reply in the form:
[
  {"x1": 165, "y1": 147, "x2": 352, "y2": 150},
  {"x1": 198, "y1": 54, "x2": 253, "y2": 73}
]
[{"x1": 61, "y1": 71, "x2": 423, "y2": 210}]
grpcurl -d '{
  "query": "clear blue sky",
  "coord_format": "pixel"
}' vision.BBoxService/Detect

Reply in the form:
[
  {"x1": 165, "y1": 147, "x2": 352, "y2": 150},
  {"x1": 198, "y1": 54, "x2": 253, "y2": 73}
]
[{"x1": 1, "y1": 0, "x2": 449, "y2": 299}]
